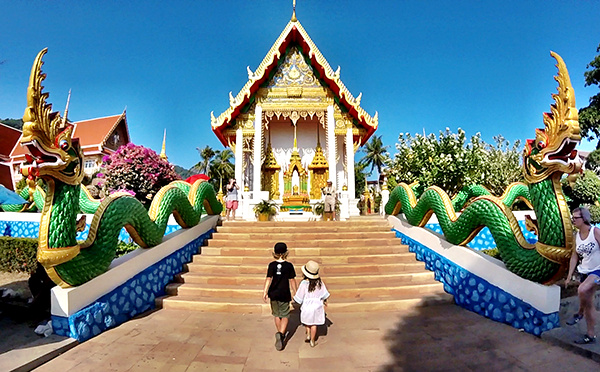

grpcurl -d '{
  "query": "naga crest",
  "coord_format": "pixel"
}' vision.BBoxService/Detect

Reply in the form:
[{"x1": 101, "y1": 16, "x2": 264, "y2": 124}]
[
  {"x1": 21, "y1": 48, "x2": 84, "y2": 185},
  {"x1": 523, "y1": 52, "x2": 582, "y2": 183}
]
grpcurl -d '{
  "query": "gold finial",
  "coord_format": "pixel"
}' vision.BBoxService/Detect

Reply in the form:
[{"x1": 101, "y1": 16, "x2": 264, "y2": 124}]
[
  {"x1": 62, "y1": 89, "x2": 71, "y2": 127},
  {"x1": 160, "y1": 129, "x2": 167, "y2": 160},
  {"x1": 291, "y1": 0, "x2": 297, "y2": 22},
  {"x1": 293, "y1": 123, "x2": 298, "y2": 150}
]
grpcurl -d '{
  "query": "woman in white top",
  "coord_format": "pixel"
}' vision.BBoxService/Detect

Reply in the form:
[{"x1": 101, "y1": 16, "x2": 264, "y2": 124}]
[
  {"x1": 566, "y1": 207, "x2": 600, "y2": 344},
  {"x1": 293, "y1": 260, "x2": 330, "y2": 347}
]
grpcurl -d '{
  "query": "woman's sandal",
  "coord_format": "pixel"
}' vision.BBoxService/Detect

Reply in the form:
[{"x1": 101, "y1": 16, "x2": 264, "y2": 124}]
[
  {"x1": 574, "y1": 334, "x2": 596, "y2": 345},
  {"x1": 566, "y1": 313, "x2": 583, "y2": 326}
]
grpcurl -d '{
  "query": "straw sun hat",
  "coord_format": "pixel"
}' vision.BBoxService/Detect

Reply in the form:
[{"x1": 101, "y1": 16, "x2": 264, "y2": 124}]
[{"x1": 302, "y1": 260, "x2": 320, "y2": 279}]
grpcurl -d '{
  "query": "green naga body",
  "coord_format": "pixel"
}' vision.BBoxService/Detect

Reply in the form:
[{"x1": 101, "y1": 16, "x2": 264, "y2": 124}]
[
  {"x1": 19, "y1": 48, "x2": 222, "y2": 288},
  {"x1": 386, "y1": 52, "x2": 581, "y2": 284}
]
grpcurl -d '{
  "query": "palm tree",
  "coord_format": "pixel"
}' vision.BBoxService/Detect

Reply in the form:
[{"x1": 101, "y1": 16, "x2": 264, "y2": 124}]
[
  {"x1": 359, "y1": 135, "x2": 390, "y2": 186},
  {"x1": 194, "y1": 145, "x2": 215, "y2": 174},
  {"x1": 209, "y1": 149, "x2": 235, "y2": 190}
]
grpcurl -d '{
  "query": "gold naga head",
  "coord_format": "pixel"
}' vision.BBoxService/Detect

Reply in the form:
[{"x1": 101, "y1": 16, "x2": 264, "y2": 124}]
[
  {"x1": 20, "y1": 48, "x2": 84, "y2": 185},
  {"x1": 523, "y1": 52, "x2": 582, "y2": 184}
]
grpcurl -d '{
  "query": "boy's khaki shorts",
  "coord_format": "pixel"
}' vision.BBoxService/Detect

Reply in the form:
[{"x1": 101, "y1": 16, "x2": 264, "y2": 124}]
[{"x1": 270, "y1": 300, "x2": 290, "y2": 318}]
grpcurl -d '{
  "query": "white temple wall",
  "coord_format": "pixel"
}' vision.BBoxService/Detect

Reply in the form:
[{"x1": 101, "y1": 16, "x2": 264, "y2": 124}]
[{"x1": 335, "y1": 135, "x2": 345, "y2": 189}]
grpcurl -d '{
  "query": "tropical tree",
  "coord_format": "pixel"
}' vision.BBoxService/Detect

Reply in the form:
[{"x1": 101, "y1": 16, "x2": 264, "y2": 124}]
[
  {"x1": 388, "y1": 128, "x2": 485, "y2": 196},
  {"x1": 480, "y1": 135, "x2": 523, "y2": 195},
  {"x1": 209, "y1": 149, "x2": 235, "y2": 191},
  {"x1": 359, "y1": 135, "x2": 390, "y2": 185},
  {"x1": 99, "y1": 143, "x2": 180, "y2": 207},
  {"x1": 194, "y1": 145, "x2": 216, "y2": 174},
  {"x1": 354, "y1": 161, "x2": 368, "y2": 198},
  {"x1": 579, "y1": 44, "x2": 600, "y2": 146}
]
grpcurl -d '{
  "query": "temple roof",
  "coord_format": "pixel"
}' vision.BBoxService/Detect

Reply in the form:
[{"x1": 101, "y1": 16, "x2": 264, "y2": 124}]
[{"x1": 211, "y1": 17, "x2": 378, "y2": 146}]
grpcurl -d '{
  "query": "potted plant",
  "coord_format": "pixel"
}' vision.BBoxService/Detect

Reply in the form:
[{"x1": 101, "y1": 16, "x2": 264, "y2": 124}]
[
  {"x1": 312, "y1": 200, "x2": 341, "y2": 220},
  {"x1": 254, "y1": 199, "x2": 278, "y2": 221}
]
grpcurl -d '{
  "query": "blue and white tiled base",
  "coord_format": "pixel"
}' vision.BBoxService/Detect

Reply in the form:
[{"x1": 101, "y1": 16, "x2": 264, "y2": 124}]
[
  {"x1": 394, "y1": 230, "x2": 558, "y2": 336},
  {"x1": 0, "y1": 218, "x2": 181, "y2": 242},
  {"x1": 52, "y1": 229, "x2": 212, "y2": 342}
]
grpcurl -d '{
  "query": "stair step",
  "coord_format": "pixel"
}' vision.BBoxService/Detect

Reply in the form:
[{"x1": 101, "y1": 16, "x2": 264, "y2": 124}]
[
  {"x1": 200, "y1": 245, "x2": 409, "y2": 256},
  {"x1": 192, "y1": 253, "x2": 417, "y2": 265},
  {"x1": 207, "y1": 238, "x2": 400, "y2": 248},
  {"x1": 166, "y1": 282, "x2": 445, "y2": 299},
  {"x1": 221, "y1": 220, "x2": 389, "y2": 228},
  {"x1": 184, "y1": 262, "x2": 427, "y2": 275},
  {"x1": 211, "y1": 231, "x2": 396, "y2": 240},
  {"x1": 157, "y1": 293, "x2": 454, "y2": 313},
  {"x1": 216, "y1": 225, "x2": 391, "y2": 234}
]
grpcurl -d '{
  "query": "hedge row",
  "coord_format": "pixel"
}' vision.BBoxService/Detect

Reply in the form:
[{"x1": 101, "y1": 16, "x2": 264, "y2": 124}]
[{"x1": 0, "y1": 237, "x2": 38, "y2": 273}]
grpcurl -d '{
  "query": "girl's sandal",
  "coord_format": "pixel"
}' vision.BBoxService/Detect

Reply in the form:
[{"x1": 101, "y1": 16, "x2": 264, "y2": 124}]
[{"x1": 310, "y1": 339, "x2": 317, "y2": 348}]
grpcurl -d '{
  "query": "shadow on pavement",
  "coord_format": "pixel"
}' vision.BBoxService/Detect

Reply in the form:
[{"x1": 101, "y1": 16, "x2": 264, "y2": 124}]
[{"x1": 378, "y1": 299, "x2": 553, "y2": 371}]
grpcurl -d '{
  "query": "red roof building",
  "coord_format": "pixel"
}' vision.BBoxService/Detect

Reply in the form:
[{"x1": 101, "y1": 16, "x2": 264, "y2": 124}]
[
  {"x1": 10, "y1": 111, "x2": 130, "y2": 186},
  {"x1": 0, "y1": 123, "x2": 22, "y2": 190}
]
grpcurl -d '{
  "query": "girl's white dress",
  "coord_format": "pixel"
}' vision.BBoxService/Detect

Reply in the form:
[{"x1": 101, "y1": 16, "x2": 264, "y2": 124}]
[{"x1": 293, "y1": 280, "x2": 330, "y2": 325}]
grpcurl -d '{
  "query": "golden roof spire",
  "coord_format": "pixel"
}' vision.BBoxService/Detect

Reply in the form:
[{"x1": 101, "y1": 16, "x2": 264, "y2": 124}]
[
  {"x1": 291, "y1": 0, "x2": 297, "y2": 22},
  {"x1": 160, "y1": 128, "x2": 167, "y2": 160},
  {"x1": 62, "y1": 89, "x2": 71, "y2": 127}
]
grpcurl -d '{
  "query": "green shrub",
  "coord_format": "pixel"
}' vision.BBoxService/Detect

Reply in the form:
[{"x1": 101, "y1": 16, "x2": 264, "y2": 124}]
[
  {"x1": 115, "y1": 241, "x2": 140, "y2": 258},
  {"x1": 0, "y1": 237, "x2": 38, "y2": 273},
  {"x1": 589, "y1": 205, "x2": 600, "y2": 225},
  {"x1": 482, "y1": 248, "x2": 502, "y2": 261}
]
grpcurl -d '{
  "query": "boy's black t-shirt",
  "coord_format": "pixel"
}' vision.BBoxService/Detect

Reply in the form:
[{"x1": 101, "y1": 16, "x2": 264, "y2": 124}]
[{"x1": 266, "y1": 260, "x2": 296, "y2": 302}]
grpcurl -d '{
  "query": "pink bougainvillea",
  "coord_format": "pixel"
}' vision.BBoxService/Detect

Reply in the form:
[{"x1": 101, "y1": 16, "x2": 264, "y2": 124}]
[{"x1": 101, "y1": 143, "x2": 180, "y2": 206}]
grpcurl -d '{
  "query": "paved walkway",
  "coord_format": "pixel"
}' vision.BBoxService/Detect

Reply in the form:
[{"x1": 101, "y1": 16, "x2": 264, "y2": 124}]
[{"x1": 32, "y1": 302, "x2": 598, "y2": 371}]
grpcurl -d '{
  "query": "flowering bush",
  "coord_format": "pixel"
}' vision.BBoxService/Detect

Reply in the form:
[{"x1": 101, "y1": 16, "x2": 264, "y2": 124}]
[
  {"x1": 388, "y1": 128, "x2": 523, "y2": 197},
  {"x1": 100, "y1": 143, "x2": 180, "y2": 206}
]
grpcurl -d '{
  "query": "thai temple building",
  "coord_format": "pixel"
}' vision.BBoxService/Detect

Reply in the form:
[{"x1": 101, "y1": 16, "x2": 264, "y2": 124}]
[{"x1": 211, "y1": 6, "x2": 378, "y2": 220}]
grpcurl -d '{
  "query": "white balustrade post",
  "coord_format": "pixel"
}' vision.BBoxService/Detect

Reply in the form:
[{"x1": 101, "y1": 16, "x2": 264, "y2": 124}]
[
  {"x1": 253, "y1": 105, "x2": 263, "y2": 196},
  {"x1": 327, "y1": 105, "x2": 336, "y2": 190},
  {"x1": 346, "y1": 127, "x2": 355, "y2": 199},
  {"x1": 235, "y1": 127, "x2": 243, "y2": 189}
]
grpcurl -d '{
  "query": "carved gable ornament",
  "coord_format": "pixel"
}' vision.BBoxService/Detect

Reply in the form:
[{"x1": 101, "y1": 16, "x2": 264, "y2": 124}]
[{"x1": 269, "y1": 47, "x2": 320, "y2": 88}]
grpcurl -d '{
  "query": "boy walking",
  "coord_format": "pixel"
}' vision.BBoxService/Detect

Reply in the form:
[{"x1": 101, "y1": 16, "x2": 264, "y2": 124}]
[{"x1": 263, "y1": 242, "x2": 297, "y2": 351}]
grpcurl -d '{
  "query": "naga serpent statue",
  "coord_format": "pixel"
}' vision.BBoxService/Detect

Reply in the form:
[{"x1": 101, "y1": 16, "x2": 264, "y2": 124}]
[
  {"x1": 385, "y1": 52, "x2": 581, "y2": 284},
  {"x1": 19, "y1": 48, "x2": 223, "y2": 288}
]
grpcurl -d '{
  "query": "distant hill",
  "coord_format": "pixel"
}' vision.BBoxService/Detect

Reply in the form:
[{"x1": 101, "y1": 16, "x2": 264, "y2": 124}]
[
  {"x1": 173, "y1": 165, "x2": 199, "y2": 180},
  {"x1": 0, "y1": 118, "x2": 23, "y2": 131}
]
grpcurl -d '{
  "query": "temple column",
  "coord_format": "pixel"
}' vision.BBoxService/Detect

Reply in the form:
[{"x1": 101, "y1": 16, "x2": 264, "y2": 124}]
[
  {"x1": 253, "y1": 105, "x2": 263, "y2": 195},
  {"x1": 235, "y1": 127, "x2": 243, "y2": 189},
  {"x1": 326, "y1": 105, "x2": 336, "y2": 190},
  {"x1": 346, "y1": 126, "x2": 355, "y2": 198}
]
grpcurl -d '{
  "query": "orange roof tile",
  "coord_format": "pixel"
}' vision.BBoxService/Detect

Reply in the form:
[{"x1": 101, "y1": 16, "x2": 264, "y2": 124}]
[{"x1": 0, "y1": 123, "x2": 22, "y2": 158}]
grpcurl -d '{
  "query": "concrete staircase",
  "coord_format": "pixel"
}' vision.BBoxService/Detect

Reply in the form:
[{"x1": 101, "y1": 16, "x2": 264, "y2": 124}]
[{"x1": 157, "y1": 218, "x2": 453, "y2": 313}]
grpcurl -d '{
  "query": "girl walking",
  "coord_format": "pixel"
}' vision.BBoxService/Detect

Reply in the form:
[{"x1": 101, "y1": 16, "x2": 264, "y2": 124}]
[{"x1": 293, "y1": 260, "x2": 330, "y2": 347}]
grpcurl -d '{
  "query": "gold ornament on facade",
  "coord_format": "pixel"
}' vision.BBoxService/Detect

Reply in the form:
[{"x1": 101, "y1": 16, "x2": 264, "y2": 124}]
[
  {"x1": 282, "y1": 147, "x2": 310, "y2": 211},
  {"x1": 261, "y1": 142, "x2": 281, "y2": 200},
  {"x1": 308, "y1": 141, "x2": 329, "y2": 199}
]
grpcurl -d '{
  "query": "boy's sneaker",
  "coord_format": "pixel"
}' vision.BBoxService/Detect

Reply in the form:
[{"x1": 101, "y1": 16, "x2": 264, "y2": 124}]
[
  {"x1": 574, "y1": 334, "x2": 596, "y2": 345},
  {"x1": 275, "y1": 332, "x2": 283, "y2": 351},
  {"x1": 566, "y1": 313, "x2": 583, "y2": 326}
]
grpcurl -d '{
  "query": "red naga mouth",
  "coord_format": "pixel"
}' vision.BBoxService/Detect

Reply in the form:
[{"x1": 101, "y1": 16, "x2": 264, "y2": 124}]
[
  {"x1": 545, "y1": 138, "x2": 579, "y2": 164},
  {"x1": 22, "y1": 140, "x2": 61, "y2": 167}
]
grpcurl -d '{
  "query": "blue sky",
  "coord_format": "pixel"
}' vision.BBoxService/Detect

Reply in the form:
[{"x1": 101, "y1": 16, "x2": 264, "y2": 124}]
[{"x1": 1, "y1": 1, "x2": 599, "y2": 170}]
